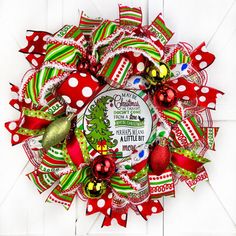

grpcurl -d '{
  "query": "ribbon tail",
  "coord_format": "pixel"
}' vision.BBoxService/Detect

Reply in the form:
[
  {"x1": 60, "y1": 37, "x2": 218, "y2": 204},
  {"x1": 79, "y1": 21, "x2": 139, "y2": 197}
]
[
  {"x1": 183, "y1": 166, "x2": 209, "y2": 191},
  {"x1": 190, "y1": 42, "x2": 215, "y2": 71},
  {"x1": 202, "y1": 127, "x2": 219, "y2": 150},
  {"x1": 27, "y1": 170, "x2": 59, "y2": 193},
  {"x1": 46, "y1": 185, "x2": 75, "y2": 210},
  {"x1": 19, "y1": 30, "x2": 51, "y2": 55},
  {"x1": 136, "y1": 199, "x2": 163, "y2": 220},
  {"x1": 102, "y1": 210, "x2": 128, "y2": 227}
]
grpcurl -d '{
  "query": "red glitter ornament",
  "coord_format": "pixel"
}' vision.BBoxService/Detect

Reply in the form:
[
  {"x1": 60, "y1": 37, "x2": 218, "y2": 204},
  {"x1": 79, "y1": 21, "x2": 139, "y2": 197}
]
[
  {"x1": 149, "y1": 139, "x2": 171, "y2": 176},
  {"x1": 153, "y1": 85, "x2": 177, "y2": 109},
  {"x1": 91, "y1": 155, "x2": 116, "y2": 180}
]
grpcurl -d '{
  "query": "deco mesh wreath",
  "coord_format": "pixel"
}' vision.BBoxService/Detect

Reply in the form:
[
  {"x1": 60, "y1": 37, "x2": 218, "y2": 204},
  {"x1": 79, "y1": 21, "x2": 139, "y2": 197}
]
[{"x1": 5, "y1": 5, "x2": 223, "y2": 227}]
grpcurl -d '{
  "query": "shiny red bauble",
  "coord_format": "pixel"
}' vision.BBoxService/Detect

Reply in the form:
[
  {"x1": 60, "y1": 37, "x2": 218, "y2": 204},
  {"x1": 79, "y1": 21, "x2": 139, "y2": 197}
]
[
  {"x1": 91, "y1": 155, "x2": 116, "y2": 180},
  {"x1": 149, "y1": 140, "x2": 171, "y2": 176},
  {"x1": 153, "y1": 85, "x2": 177, "y2": 109}
]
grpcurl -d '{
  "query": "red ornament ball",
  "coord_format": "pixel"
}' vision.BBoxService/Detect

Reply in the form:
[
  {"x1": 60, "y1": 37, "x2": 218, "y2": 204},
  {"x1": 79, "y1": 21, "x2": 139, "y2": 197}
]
[
  {"x1": 91, "y1": 155, "x2": 116, "y2": 180},
  {"x1": 149, "y1": 140, "x2": 171, "y2": 175},
  {"x1": 153, "y1": 86, "x2": 177, "y2": 109}
]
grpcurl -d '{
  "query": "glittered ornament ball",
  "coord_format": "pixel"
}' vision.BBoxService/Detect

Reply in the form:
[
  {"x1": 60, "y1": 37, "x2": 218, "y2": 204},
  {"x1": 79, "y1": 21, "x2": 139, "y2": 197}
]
[
  {"x1": 149, "y1": 138, "x2": 171, "y2": 176},
  {"x1": 83, "y1": 178, "x2": 106, "y2": 198},
  {"x1": 91, "y1": 155, "x2": 116, "y2": 180},
  {"x1": 153, "y1": 85, "x2": 177, "y2": 109}
]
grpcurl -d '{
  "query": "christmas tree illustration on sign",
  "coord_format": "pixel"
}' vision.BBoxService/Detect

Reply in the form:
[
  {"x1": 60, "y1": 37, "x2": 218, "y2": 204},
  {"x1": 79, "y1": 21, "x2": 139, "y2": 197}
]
[{"x1": 85, "y1": 95, "x2": 118, "y2": 154}]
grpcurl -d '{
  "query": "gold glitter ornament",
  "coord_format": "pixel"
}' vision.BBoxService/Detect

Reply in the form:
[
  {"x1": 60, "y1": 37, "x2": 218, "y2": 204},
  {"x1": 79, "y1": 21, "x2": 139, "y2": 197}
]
[
  {"x1": 145, "y1": 62, "x2": 170, "y2": 85},
  {"x1": 42, "y1": 113, "x2": 75, "y2": 149},
  {"x1": 83, "y1": 178, "x2": 106, "y2": 198}
]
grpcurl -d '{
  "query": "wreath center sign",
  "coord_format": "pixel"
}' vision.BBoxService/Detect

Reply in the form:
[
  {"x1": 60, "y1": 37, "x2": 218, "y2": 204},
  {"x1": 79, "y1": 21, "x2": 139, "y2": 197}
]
[{"x1": 84, "y1": 89, "x2": 152, "y2": 156}]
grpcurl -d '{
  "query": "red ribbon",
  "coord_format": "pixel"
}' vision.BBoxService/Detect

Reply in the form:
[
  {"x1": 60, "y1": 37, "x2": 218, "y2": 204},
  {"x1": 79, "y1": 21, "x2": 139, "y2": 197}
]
[
  {"x1": 66, "y1": 134, "x2": 84, "y2": 167},
  {"x1": 171, "y1": 152, "x2": 203, "y2": 173},
  {"x1": 22, "y1": 115, "x2": 52, "y2": 130}
]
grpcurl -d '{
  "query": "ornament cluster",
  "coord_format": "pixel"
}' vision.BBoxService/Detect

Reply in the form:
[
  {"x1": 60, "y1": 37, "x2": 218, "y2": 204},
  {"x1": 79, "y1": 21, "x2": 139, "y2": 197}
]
[{"x1": 5, "y1": 4, "x2": 223, "y2": 227}]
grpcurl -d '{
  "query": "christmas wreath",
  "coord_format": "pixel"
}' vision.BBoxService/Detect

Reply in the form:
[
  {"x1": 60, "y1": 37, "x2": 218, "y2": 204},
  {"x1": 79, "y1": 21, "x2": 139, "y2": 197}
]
[{"x1": 5, "y1": 5, "x2": 223, "y2": 227}]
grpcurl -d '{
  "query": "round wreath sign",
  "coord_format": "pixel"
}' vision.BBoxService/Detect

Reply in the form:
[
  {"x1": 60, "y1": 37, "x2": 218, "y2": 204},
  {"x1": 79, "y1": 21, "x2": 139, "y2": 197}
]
[{"x1": 5, "y1": 5, "x2": 223, "y2": 227}]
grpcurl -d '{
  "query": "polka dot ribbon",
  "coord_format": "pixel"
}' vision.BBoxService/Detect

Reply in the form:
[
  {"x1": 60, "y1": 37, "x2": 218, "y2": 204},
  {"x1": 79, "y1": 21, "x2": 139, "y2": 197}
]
[{"x1": 167, "y1": 77, "x2": 224, "y2": 110}]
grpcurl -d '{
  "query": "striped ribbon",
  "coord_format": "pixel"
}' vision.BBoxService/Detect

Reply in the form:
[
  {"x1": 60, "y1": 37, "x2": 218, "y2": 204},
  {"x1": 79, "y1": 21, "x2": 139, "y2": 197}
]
[
  {"x1": 60, "y1": 166, "x2": 90, "y2": 193},
  {"x1": 149, "y1": 169, "x2": 175, "y2": 198},
  {"x1": 202, "y1": 127, "x2": 219, "y2": 150},
  {"x1": 163, "y1": 105, "x2": 183, "y2": 124},
  {"x1": 99, "y1": 55, "x2": 133, "y2": 88},
  {"x1": 27, "y1": 171, "x2": 59, "y2": 193},
  {"x1": 169, "y1": 116, "x2": 204, "y2": 147},
  {"x1": 119, "y1": 4, "x2": 142, "y2": 26},
  {"x1": 101, "y1": 37, "x2": 162, "y2": 67},
  {"x1": 92, "y1": 20, "x2": 118, "y2": 45},
  {"x1": 110, "y1": 174, "x2": 137, "y2": 196},
  {"x1": 40, "y1": 93, "x2": 66, "y2": 116},
  {"x1": 39, "y1": 146, "x2": 67, "y2": 172},
  {"x1": 148, "y1": 13, "x2": 173, "y2": 47},
  {"x1": 79, "y1": 11, "x2": 103, "y2": 36},
  {"x1": 167, "y1": 49, "x2": 191, "y2": 67},
  {"x1": 184, "y1": 166, "x2": 209, "y2": 191},
  {"x1": 46, "y1": 185, "x2": 75, "y2": 210}
]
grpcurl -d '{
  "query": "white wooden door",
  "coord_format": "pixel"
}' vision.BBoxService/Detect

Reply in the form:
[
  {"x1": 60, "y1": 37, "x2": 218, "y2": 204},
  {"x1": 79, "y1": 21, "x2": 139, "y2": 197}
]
[{"x1": 0, "y1": 0, "x2": 236, "y2": 235}]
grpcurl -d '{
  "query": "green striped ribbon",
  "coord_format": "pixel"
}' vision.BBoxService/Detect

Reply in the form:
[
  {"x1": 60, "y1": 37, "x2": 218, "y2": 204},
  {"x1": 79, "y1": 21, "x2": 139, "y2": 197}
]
[
  {"x1": 110, "y1": 37, "x2": 161, "y2": 65},
  {"x1": 44, "y1": 44, "x2": 81, "y2": 64},
  {"x1": 60, "y1": 166, "x2": 91, "y2": 192},
  {"x1": 79, "y1": 11, "x2": 103, "y2": 36},
  {"x1": 148, "y1": 14, "x2": 173, "y2": 46},
  {"x1": 163, "y1": 106, "x2": 182, "y2": 124},
  {"x1": 110, "y1": 175, "x2": 136, "y2": 196},
  {"x1": 46, "y1": 185, "x2": 75, "y2": 210},
  {"x1": 25, "y1": 25, "x2": 85, "y2": 105},
  {"x1": 92, "y1": 20, "x2": 117, "y2": 46},
  {"x1": 119, "y1": 5, "x2": 142, "y2": 26},
  {"x1": 167, "y1": 50, "x2": 191, "y2": 67}
]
